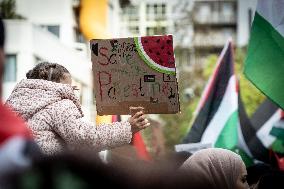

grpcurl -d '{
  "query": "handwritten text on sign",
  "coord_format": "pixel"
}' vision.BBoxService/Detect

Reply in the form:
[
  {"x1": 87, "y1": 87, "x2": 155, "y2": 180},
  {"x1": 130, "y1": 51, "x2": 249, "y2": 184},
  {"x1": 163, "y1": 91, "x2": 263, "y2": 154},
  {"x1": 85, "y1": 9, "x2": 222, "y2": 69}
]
[{"x1": 91, "y1": 35, "x2": 180, "y2": 115}]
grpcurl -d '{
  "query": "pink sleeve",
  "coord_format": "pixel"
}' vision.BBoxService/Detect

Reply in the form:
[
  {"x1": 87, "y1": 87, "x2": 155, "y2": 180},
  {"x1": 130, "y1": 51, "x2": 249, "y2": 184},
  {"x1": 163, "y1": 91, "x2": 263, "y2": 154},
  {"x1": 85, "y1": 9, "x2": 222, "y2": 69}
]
[{"x1": 52, "y1": 100, "x2": 132, "y2": 152}]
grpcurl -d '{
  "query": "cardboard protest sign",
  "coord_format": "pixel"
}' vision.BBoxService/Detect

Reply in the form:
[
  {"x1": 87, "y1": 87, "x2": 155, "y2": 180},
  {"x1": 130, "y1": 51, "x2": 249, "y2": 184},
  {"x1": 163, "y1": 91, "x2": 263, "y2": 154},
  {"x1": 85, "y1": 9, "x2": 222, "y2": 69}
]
[{"x1": 90, "y1": 35, "x2": 180, "y2": 115}]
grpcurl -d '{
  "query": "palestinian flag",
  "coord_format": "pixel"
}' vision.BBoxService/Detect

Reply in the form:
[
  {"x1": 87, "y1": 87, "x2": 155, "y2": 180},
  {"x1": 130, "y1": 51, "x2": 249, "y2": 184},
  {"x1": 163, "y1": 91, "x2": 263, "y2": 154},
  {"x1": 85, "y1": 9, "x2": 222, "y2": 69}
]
[
  {"x1": 183, "y1": 40, "x2": 239, "y2": 150},
  {"x1": 251, "y1": 99, "x2": 284, "y2": 155},
  {"x1": 239, "y1": 98, "x2": 284, "y2": 165},
  {"x1": 270, "y1": 119, "x2": 284, "y2": 153},
  {"x1": 238, "y1": 96, "x2": 269, "y2": 164},
  {"x1": 244, "y1": 0, "x2": 284, "y2": 110}
]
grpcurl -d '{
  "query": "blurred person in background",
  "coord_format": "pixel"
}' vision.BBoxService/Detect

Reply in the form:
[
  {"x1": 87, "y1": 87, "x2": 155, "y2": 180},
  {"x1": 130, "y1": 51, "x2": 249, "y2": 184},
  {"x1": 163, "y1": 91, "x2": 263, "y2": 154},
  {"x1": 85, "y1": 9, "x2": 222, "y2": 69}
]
[
  {"x1": 0, "y1": 18, "x2": 41, "y2": 188},
  {"x1": 252, "y1": 170, "x2": 284, "y2": 189},
  {"x1": 10, "y1": 151, "x2": 193, "y2": 189},
  {"x1": 5, "y1": 62, "x2": 150, "y2": 155},
  {"x1": 179, "y1": 148, "x2": 249, "y2": 189},
  {"x1": 246, "y1": 162, "x2": 272, "y2": 188}
]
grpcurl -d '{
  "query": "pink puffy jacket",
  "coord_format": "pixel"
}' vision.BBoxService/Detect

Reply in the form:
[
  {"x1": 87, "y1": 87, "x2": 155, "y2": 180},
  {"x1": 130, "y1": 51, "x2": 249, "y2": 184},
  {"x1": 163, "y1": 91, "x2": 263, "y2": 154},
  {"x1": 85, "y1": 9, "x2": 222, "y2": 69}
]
[{"x1": 5, "y1": 79, "x2": 132, "y2": 155}]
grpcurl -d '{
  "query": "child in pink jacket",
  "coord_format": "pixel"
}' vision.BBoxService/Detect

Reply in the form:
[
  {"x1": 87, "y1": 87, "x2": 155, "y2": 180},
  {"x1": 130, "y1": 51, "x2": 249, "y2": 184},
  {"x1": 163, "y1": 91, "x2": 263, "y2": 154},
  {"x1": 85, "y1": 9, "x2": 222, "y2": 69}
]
[{"x1": 6, "y1": 62, "x2": 150, "y2": 155}]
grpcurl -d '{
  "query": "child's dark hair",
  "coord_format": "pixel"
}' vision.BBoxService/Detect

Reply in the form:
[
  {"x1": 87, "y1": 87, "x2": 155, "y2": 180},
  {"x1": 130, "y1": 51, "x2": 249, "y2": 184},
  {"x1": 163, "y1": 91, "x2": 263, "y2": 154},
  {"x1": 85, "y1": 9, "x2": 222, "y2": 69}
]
[{"x1": 26, "y1": 62, "x2": 70, "y2": 82}]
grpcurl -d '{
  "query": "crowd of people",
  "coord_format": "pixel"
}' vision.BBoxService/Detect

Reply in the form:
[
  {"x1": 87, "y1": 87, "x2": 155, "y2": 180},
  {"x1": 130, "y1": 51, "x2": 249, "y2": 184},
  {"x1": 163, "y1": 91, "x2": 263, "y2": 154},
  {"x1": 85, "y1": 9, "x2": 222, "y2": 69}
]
[{"x1": 1, "y1": 18, "x2": 284, "y2": 189}]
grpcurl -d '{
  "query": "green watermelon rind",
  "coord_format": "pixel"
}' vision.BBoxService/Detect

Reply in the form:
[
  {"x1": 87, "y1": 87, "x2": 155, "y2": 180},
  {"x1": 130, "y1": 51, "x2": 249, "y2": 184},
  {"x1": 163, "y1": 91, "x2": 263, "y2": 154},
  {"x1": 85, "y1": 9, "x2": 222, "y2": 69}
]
[{"x1": 134, "y1": 37, "x2": 176, "y2": 75}]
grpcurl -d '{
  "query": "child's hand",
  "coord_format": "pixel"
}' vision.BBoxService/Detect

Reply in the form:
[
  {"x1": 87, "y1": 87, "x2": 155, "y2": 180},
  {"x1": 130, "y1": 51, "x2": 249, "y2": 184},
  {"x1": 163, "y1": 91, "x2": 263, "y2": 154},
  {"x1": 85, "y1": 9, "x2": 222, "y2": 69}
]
[{"x1": 128, "y1": 111, "x2": 150, "y2": 133}]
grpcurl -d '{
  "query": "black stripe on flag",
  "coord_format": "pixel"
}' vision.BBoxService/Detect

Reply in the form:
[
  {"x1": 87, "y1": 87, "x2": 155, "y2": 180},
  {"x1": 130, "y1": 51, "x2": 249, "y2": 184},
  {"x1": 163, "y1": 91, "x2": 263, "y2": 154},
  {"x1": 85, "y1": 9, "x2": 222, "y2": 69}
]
[
  {"x1": 251, "y1": 99, "x2": 279, "y2": 130},
  {"x1": 183, "y1": 41, "x2": 234, "y2": 143},
  {"x1": 239, "y1": 96, "x2": 270, "y2": 162}
]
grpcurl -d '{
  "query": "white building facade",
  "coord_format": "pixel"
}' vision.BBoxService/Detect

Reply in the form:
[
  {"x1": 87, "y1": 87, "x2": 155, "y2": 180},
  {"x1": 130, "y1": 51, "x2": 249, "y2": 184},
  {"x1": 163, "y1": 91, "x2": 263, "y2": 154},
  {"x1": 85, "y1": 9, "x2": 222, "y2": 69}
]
[
  {"x1": 237, "y1": 0, "x2": 257, "y2": 47},
  {"x1": 121, "y1": 0, "x2": 174, "y2": 36},
  {"x1": 3, "y1": 0, "x2": 94, "y2": 120},
  {"x1": 121, "y1": 0, "x2": 258, "y2": 66}
]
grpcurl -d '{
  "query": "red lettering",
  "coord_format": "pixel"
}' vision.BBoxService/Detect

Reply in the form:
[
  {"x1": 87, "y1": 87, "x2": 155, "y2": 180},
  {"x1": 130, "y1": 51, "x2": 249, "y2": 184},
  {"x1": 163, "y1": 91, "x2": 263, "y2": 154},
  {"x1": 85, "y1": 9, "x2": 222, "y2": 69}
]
[
  {"x1": 98, "y1": 71, "x2": 112, "y2": 101},
  {"x1": 98, "y1": 47, "x2": 109, "y2": 66}
]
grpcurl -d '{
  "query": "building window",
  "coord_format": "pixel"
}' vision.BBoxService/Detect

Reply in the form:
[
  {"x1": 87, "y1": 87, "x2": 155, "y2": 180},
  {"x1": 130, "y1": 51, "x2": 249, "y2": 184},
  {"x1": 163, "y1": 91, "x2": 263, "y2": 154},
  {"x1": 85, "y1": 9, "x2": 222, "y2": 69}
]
[
  {"x1": 40, "y1": 25, "x2": 60, "y2": 38},
  {"x1": 129, "y1": 26, "x2": 139, "y2": 35},
  {"x1": 4, "y1": 55, "x2": 17, "y2": 82},
  {"x1": 122, "y1": 5, "x2": 139, "y2": 35},
  {"x1": 146, "y1": 3, "x2": 166, "y2": 21},
  {"x1": 146, "y1": 26, "x2": 166, "y2": 36},
  {"x1": 222, "y1": 2, "x2": 235, "y2": 22},
  {"x1": 123, "y1": 5, "x2": 139, "y2": 21},
  {"x1": 197, "y1": 4, "x2": 211, "y2": 23}
]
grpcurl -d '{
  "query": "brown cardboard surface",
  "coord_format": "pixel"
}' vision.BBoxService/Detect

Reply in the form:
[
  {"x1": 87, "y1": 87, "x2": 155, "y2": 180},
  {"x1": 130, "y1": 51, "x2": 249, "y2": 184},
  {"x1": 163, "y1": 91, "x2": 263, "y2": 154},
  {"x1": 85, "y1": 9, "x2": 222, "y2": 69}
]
[{"x1": 90, "y1": 35, "x2": 180, "y2": 115}]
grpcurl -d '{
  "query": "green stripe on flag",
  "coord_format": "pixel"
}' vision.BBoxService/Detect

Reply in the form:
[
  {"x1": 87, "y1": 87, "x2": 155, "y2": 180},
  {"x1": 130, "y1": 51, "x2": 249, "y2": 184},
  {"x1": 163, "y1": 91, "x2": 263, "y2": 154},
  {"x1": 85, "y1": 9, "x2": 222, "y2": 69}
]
[
  {"x1": 244, "y1": 12, "x2": 284, "y2": 109},
  {"x1": 233, "y1": 147, "x2": 254, "y2": 167},
  {"x1": 270, "y1": 127, "x2": 284, "y2": 140},
  {"x1": 215, "y1": 111, "x2": 238, "y2": 149},
  {"x1": 270, "y1": 127, "x2": 284, "y2": 153},
  {"x1": 271, "y1": 139, "x2": 284, "y2": 153}
]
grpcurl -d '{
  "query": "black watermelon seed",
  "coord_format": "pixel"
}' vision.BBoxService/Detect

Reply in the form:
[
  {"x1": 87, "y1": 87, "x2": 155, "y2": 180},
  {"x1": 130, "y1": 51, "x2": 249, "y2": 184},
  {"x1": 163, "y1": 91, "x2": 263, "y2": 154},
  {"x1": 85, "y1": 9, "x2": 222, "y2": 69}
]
[
  {"x1": 156, "y1": 39, "x2": 160, "y2": 43},
  {"x1": 167, "y1": 40, "x2": 171, "y2": 44},
  {"x1": 156, "y1": 52, "x2": 160, "y2": 55},
  {"x1": 159, "y1": 59, "x2": 163, "y2": 63},
  {"x1": 161, "y1": 46, "x2": 165, "y2": 49},
  {"x1": 149, "y1": 49, "x2": 153, "y2": 53},
  {"x1": 167, "y1": 51, "x2": 171, "y2": 55},
  {"x1": 144, "y1": 40, "x2": 148, "y2": 43}
]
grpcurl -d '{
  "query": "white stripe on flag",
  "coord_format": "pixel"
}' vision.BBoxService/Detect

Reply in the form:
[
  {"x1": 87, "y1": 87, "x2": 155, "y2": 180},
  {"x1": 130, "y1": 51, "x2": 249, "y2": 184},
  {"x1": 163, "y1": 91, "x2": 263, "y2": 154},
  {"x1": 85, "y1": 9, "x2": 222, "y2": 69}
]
[
  {"x1": 256, "y1": 0, "x2": 284, "y2": 36},
  {"x1": 201, "y1": 75, "x2": 238, "y2": 145},
  {"x1": 256, "y1": 109, "x2": 282, "y2": 148},
  {"x1": 274, "y1": 119, "x2": 284, "y2": 129}
]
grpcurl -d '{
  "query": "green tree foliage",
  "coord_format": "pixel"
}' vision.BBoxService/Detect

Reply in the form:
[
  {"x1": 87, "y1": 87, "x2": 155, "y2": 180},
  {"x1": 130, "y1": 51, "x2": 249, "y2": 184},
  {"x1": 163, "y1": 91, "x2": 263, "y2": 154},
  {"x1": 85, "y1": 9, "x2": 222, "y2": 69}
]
[{"x1": 0, "y1": 0, "x2": 25, "y2": 19}]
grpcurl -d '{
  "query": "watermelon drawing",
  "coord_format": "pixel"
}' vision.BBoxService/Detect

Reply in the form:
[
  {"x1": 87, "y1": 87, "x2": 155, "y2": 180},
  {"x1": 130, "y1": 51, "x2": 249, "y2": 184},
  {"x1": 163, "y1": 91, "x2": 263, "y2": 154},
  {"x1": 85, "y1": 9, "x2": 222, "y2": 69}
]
[{"x1": 134, "y1": 35, "x2": 176, "y2": 75}]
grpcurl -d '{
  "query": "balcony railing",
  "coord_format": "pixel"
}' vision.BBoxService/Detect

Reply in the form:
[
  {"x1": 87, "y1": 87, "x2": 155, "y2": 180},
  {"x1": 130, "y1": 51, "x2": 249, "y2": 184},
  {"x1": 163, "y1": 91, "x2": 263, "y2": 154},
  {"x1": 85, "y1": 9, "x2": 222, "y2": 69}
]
[
  {"x1": 193, "y1": 32, "x2": 236, "y2": 47},
  {"x1": 193, "y1": 12, "x2": 236, "y2": 25}
]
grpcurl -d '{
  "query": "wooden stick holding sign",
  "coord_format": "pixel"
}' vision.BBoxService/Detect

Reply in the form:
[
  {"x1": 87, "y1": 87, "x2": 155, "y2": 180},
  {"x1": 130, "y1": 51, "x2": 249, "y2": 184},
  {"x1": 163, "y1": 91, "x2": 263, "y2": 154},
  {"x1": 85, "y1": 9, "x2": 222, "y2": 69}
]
[{"x1": 90, "y1": 35, "x2": 180, "y2": 115}]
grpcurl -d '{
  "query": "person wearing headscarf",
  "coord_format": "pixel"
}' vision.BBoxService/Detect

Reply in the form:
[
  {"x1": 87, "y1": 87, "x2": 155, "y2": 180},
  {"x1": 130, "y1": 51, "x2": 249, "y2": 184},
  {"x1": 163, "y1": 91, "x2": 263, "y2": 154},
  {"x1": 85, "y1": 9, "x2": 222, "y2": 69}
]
[{"x1": 179, "y1": 148, "x2": 249, "y2": 189}]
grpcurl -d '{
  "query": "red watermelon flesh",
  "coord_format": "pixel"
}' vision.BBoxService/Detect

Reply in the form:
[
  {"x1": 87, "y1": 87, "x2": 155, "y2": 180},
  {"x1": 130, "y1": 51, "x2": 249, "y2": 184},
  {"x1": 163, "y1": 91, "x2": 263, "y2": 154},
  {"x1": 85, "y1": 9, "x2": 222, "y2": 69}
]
[
  {"x1": 134, "y1": 35, "x2": 176, "y2": 75},
  {"x1": 141, "y1": 35, "x2": 175, "y2": 68}
]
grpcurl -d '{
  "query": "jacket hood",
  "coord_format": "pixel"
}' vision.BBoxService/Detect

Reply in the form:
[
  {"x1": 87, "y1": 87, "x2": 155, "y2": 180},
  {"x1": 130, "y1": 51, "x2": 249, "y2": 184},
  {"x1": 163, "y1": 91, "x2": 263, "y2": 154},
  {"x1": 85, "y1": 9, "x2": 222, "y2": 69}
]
[{"x1": 5, "y1": 79, "x2": 83, "y2": 120}]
